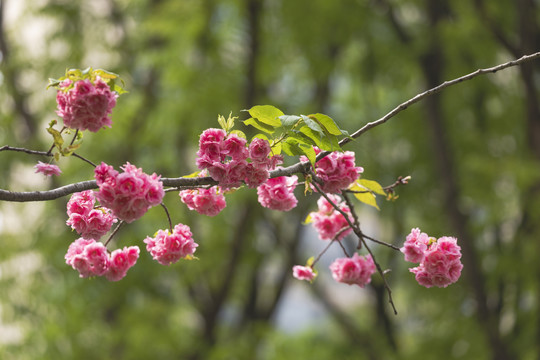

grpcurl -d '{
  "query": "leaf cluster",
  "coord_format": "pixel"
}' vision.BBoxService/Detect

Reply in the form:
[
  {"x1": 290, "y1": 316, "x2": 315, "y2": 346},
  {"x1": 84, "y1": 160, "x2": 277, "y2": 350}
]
[{"x1": 243, "y1": 105, "x2": 349, "y2": 165}]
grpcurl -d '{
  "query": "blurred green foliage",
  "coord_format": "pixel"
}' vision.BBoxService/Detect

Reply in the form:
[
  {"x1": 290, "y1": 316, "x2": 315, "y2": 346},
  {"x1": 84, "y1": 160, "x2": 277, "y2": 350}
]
[{"x1": 0, "y1": 0, "x2": 539, "y2": 359}]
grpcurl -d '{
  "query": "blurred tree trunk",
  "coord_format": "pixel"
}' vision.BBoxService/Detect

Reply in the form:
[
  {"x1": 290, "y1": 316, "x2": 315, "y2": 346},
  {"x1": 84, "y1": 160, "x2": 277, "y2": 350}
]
[{"x1": 420, "y1": 1, "x2": 514, "y2": 359}]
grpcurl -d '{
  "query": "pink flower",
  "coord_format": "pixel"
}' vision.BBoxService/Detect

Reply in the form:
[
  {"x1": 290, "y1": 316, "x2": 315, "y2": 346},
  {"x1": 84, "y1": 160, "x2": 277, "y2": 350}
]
[
  {"x1": 66, "y1": 190, "x2": 95, "y2": 216},
  {"x1": 292, "y1": 265, "x2": 316, "y2": 281},
  {"x1": 65, "y1": 238, "x2": 139, "y2": 281},
  {"x1": 312, "y1": 150, "x2": 363, "y2": 194},
  {"x1": 179, "y1": 186, "x2": 227, "y2": 216},
  {"x1": 34, "y1": 161, "x2": 62, "y2": 176},
  {"x1": 225, "y1": 160, "x2": 248, "y2": 187},
  {"x1": 94, "y1": 162, "x2": 164, "y2": 223},
  {"x1": 144, "y1": 223, "x2": 198, "y2": 265},
  {"x1": 244, "y1": 163, "x2": 269, "y2": 188},
  {"x1": 222, "y1": 133, "x2": 248, "y2": 160},
  {"x1": 196, "y1": 128, "x2": 226, "y2": 167},
  {"x1": 403, "y1": 229, "x2": 463, "y2": 288},
  {"x1": 309, "y1": 194, "x2": 353, "y2": 240},
  {"x1": 248, "y1": 138, "x2": 271, "y2": 165},
  {"x1": 105, "y1": 246, "x2": 140, "y2": 281},
  {"x1": 257, "y1": 175, "x2": 298, "y2": 211},
  {"x1": 56, "y1": 78, "x2": 118, "y2": 132},
  {"x1": 329, "y1": 253, "x2": 375, "y2": 287},
  {"x1": 65, "y1": 238, "x2": 109, "y2": 278},
  {"x1": 66, "y1": 191, "x2": 117, "y2": 240},
  {"x1": 400, "y1": 228, "x2": 430, "y2": 263},
  {"x1": 195, "y1": 129, "x2": 277, "y2": 189}
]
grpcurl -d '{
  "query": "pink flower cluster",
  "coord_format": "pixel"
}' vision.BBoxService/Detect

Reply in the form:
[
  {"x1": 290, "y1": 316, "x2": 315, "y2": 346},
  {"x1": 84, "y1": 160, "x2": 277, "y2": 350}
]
[
  {"x1": 34, "y1": 161, "x2": 62, "y2": 176},
  {"x1": 94, "y1": 162, "x2": 164, "y2": 223},
  {"x1": 313, "y1": 149, "x2": 363, "y2": 194},
  {"x1": 196, "y1": 129, "x2": 281, "y2": 188},
  {"x1": 56, "y1": 78, "x2": 118, "y2": 132},
  {"x1": 144, "y1": 223, "x2": 198, "y2": 265},
  {"x1": 329, "y1": 253, "x2": 375, "y2": 287},
  {"x1": 292, "y1": 265, "x2": 316, "y2": 281},
  {"x1": 179, "y1": 186, "x2": 227, "y2": 216},
  {"x1": 65, "y1": 238, "x2": 139, "y2": 281},
  {"x1": 310, "y1": 194, "x2": 353, "y2": 240},
  {"x1": 257, "y1": 175, "x2": 298, "y2": 211},
  {"x1": 66, "y1": 190, "x2": 116, "y2": 240},
  {"x1": 401, "y1": 228, "x2": 463, "y2": 288}
]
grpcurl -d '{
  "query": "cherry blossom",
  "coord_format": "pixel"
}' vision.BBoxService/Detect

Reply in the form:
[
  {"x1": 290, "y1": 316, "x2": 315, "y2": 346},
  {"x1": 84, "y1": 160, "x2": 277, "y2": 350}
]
[
  {"x1": 329, "y1": 253, "x2": 376, "y2": 287},
  {"x1": 144, "y1": 223, "x2": 198, "y2": 265},
  {"x1": 292, "y1": 265, "x2": 316, "y2": 281},
  {"x1": 56, "y1": 78, "x2": 118, "y2": 132},
  {"x1": 94, "y1": 162, "x2": 164, "y2": 223},
  {"x1": 34, "y1": 161, "x2": 62, "y2": 176}
]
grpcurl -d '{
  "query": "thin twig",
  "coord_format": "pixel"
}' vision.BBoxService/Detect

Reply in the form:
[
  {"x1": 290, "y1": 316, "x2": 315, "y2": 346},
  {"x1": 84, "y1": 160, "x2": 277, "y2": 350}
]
[
  {"x1": 69, "y1": 130, "x2": 79, "y2": 146},
  {"x1": 310, "y1": 180, "x2": 398, "y2": 314},
  {"x1": 160, "y1": 203, "x2": 173, "y2": 233},
  {"x1": 72, "y1": 153, "x2": 97, "y2": 167},
  {"x1": 311, "y1": 239, "x2": 336, "y2": 268},
  {"x1": 1, "y1": 145, "x2": 96, "y2": 167},
  {"x1": 104, "y1": 221, "x2": 124, "y2": 247},
  {"x1": 359, "y1": 236, "x2": 398, "y2": 315},
  {"x1": 340, "y1": 52, "x2": 540, "y2": 147}
]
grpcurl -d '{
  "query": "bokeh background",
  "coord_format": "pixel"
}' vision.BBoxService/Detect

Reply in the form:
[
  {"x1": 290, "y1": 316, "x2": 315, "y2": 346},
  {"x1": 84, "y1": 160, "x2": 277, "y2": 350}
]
[{"x1": 0, "y1": 0, "x2": 539, "y2": 359}]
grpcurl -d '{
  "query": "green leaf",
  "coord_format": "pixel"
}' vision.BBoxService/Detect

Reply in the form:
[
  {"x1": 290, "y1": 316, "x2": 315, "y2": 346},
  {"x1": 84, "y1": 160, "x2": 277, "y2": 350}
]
[
  {"x1": 301, "y1": 115, "x2": 324, "y2": 135},
  {"x1": 352, "y1": 190, "x2": 380, "y2": 210},
  {"x1": 270, "y1": 141, "x2": 282, "y2": 155},
  {"x1": 244, "y1": 117, "x2": 276, "y2": 134},
  {"x1": 303, "y1": 213, "x2": 313, "y2": 225},
  {"x1": 298, "y1": 142, "x2": 316, "y2": 165},
  {"x1": 61, "y1": 143, "x2": 81, "y2": 156},
  {"x1": 309, "y1": 113, "x2": 343, "y2": 136},
  {"x1": 47, "y1": 78, "x2": 62, "y2": 89},
  {"x1": 279, "y1": 115, "x2": 302, "y2": 128},
  {"x1": 290, "y1": 129, "x2": 317, "y2": 147},
  {"x1": 217, "y1": 114, "x2": 227, "y2": 131},
  {"x1": 226, "y1": 112, "x2": 236, "y2": 130},
  {"x1": 46, "y1": 126, "x2": 64, "y2": 149},
  {"x1": 306, "y1": 256, "x2": 315, "y2": 267},
  {"x1": 298, "y1": 126, "x2": 340, "y2": 152},
  {"x1": 93, "y1": 68, "x2": 120, "y2": 80},
  {"x1": 247, "y1": 105, "x2": 283, "y2": 127},
  {"x1": 349, "y1": 182, "x2": 381, "y2": 210},
  {"x1": 357, "y1": 179, "x2": 386, "y2": 195}
]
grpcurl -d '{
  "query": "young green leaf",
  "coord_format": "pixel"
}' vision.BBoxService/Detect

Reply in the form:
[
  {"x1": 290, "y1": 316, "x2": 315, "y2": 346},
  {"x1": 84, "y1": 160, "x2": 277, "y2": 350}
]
[
  {"x1": 298, "y1": 142, "x2": 316, "y2": 165},
  {"x1": 270, "y1": 140, "x2": 282, "y2": 155},
  {"x1": 300, "y1": 114, "x2": 324, "y2": 135},
  {"x1": 357, "y1": 179, "x2": 386, "y2": 195},
  {"x1": 247, "y1": 105, "x2": 283, "y2": 127},
  {"x1": 351, "y1": 189, "x2": 380, "y2": 210},
  {"x1": 299, "y1": 126, "x2": 341, "y2": 152},
  {"x1": 309, "y1": 113, "x2": 343, "y2": 136},
  {"x1": 244, "y1": 117, "x2": 276, "y2": 134},
  {"x1": 279, "y1": 115, "x2": 302, "y2": 128},
  {"x1": 349, "y1": 181, "x2": 381, "y2": 210},
  {"x1": 303, "y1": 213, "x2": 313, "y2": 225}
]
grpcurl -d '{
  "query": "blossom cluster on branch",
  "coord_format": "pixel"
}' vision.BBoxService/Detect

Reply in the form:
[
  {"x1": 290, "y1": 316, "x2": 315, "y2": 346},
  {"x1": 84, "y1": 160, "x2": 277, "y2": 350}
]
[{"x1": 21, "y1": 58, "x2": 540, "y2": 310}]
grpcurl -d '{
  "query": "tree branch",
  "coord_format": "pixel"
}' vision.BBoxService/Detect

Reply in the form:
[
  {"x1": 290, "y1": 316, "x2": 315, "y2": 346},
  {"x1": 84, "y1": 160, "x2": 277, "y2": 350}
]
[{"x1": 1, "y1": 52, "x2": 539, "y2": 202}]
